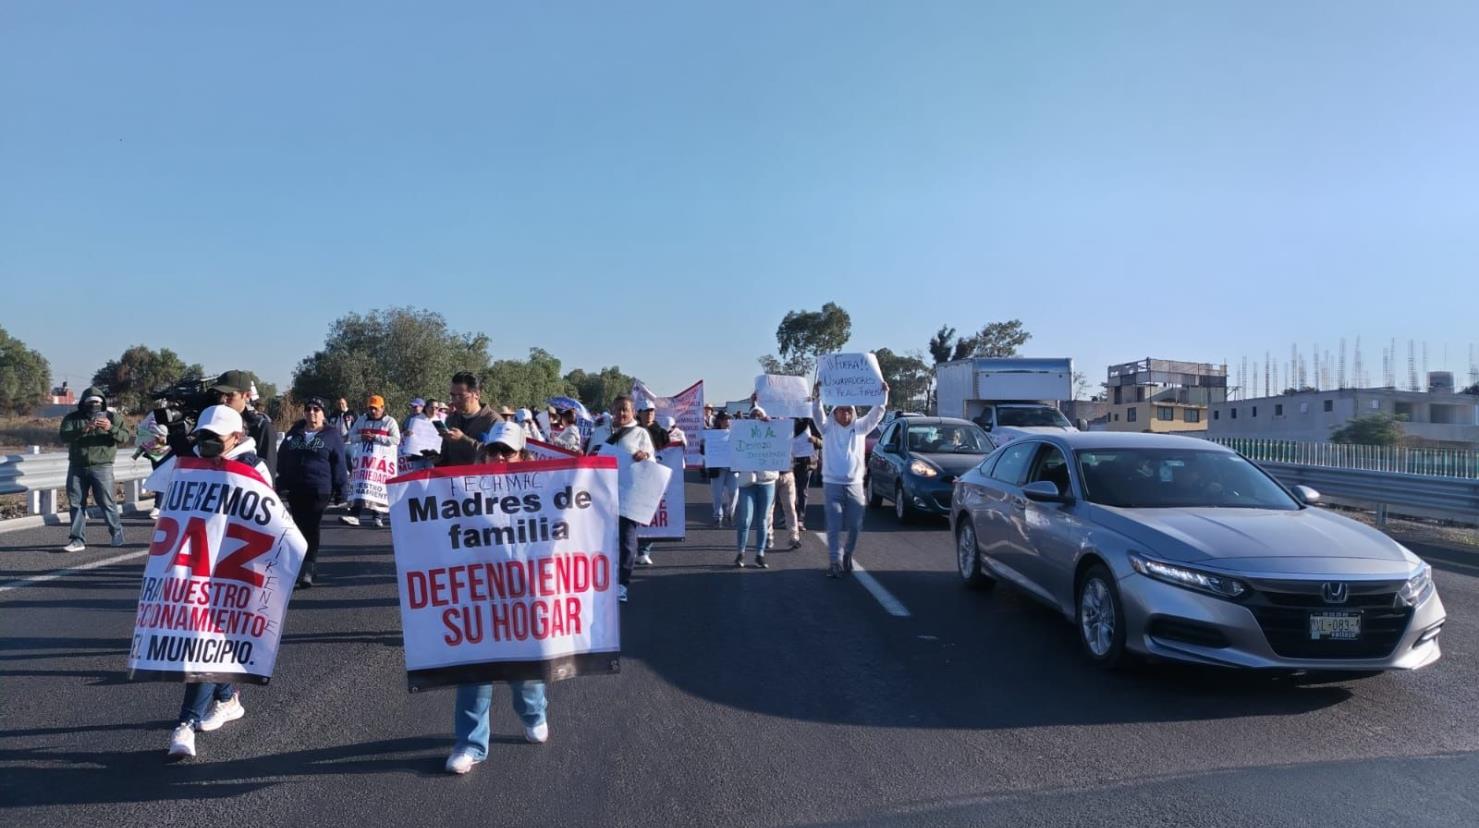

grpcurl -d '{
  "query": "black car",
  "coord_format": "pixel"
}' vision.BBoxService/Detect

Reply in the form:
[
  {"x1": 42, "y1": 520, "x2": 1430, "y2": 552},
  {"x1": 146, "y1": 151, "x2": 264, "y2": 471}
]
[{"x1": 866, "y1": 417, "x2": 996, "y2": 522}]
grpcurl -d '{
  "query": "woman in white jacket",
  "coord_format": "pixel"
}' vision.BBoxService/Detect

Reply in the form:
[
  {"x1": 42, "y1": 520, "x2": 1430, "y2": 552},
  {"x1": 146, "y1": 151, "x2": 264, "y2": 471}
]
[{"x1": 733, "y1": 406, "x2": 779, "y2": 569}]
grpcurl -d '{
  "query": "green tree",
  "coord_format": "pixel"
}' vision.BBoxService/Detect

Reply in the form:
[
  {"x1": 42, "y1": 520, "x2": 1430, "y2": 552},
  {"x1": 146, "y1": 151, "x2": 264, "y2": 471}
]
[
  {"x1": 91, "y1": 345, "x2": 203, "y2": 414},
  {"x1": 1329, "y1": 413, "x2": 1404, "y2": 446},
  {"x1": 564, "y1": 365, "x2": 635, "y2": 413},
  {"x1": 758, "y1": 302, "x2": 852, "y2": 376},
  {"x1": 927, "y1": 325, "x2": 956, "y2": 364},
  {"x1": 968, "y1": 319, "x2": 1032, "y2": 358},
  {"x1": 1462, "y1": 382, "x2": 1479, "y2": 395},
  {"x1": 874, "y1": 348, "x2": 931, "y2": 410},
  {"x1": 482, "y1": 348, "x2": 575, "y2": 411},
  {"x1": 291, "y1": 307, "x2": 491, "y2": 416},
  {"x1": 0, "y1": 326, "x2": 51, "y2": 415}
]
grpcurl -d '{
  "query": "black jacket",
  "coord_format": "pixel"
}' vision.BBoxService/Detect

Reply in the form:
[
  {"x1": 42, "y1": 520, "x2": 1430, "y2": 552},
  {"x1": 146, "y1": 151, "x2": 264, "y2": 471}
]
[
  {"x1": 243, "y1": 408, "x2": 278, "y2": 478},
  {"x1": 276, "y1": 420, "x2": 348, "y2": 499}
]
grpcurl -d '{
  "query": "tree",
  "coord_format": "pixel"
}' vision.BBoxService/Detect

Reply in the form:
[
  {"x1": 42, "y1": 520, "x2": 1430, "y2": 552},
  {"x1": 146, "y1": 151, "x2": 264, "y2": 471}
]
[
  {"x1": 969, "y1": 319, "x2": 1031, "y2": 358},
  {"x1": 1462, "y1": 382, "x2": 1479, "y2": 396},
  {"x1": 483, "y1": 348, "x2": 575, "y2": 411},
  {"x1": 758, "y1": 302, "x2": 852, "y2": 376},
  {"x1": 0, "y1": 326, "x2": 51, "y2": 415},
  {"x1": 1072, "y1": 371, "x2": 1094, "y2": 401},
  {"x1": 927, "y1": 325, "x2": 956, "y2": 364},
  {"x1": 874, "y1": 348, "x2": 931, "y2": 410},
  {"x1": 291, "y1": 307, "x2": 491, "y2": 416},
  {"x1": 91, "y1": 345, "x2": 203, "y2": 414},
  {"x1": 1330, "y1": 413, "x2": 1404, "y2": 446},
  {"x1": 564, "y1": 365, "x2": 634, "y2": 413}
]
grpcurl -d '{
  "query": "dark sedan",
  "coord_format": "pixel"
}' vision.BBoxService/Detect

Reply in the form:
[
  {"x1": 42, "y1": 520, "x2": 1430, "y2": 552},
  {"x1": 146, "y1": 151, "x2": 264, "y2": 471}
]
[{"x1": 866, "y1": 417, "x2": 996, "y2": 522}]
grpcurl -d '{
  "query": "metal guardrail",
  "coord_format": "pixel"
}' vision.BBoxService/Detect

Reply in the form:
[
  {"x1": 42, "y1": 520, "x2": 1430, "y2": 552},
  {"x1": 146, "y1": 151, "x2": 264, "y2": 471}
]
[
  {"x1": 1211, "y1": 437, "x2": 1479, "y2": 480},
  {"x1": 0, "y1": 449, "x2": 154, "y2": 519},
  {"x1": 1256, "y1": 462, "x2": 1479, "y2": 528}
]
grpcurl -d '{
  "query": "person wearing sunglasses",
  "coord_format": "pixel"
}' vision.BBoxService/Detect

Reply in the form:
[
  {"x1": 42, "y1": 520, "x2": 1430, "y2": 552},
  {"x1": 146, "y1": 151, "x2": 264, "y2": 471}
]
[
  {"x1": 445, "y1": 421, "x2": 550, "y2": 774},
  {"x1": 276, "y1": 396, "x2": 349, "y2": 588}
]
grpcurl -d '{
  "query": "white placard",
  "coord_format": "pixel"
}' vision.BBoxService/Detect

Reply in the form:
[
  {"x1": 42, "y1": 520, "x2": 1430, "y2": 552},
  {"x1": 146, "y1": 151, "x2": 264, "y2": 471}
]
[
  {"x1": 127, "y1": 457, "x2": 307, "y2": 684},
  {"x1": 791, "y1": 431, "x2": 816, "y2": 459},
  {"x1": 351, "y1": 441, "x2": 399, "y2": 509},
  {"x1": 754, "y1": 374, "x2": 813, "y2": 419},
  {"x1": 387, "y1": 456, "x2": 622, "y2": 689},
  {"x1": 702, "y1": 429, "x2": 733, "y2": 468},
  {"x1": 730, "y1": 418, "x2": 794, "y2": 472},
  {"x1": 620, "y1": 456, "x2": 673, "y2": 524},
  {"x1": 817, "y1": 352, "x2": 885, "y2": 407},
  {"x1": 638, "y1": 447, "x2": 686, "y2": 539}
]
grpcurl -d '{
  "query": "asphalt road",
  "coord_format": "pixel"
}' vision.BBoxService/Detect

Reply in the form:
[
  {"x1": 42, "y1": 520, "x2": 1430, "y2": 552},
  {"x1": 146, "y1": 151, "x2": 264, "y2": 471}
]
[{"x1": 3, "y1": 476, "x2": 1478, "y2": 827}]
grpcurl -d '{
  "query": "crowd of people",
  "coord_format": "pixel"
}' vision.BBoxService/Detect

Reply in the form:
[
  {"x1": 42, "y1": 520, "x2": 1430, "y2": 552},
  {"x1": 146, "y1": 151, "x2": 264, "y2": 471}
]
[{"x1": 56, "y1": 367, "x2": 889, "y2": 770}]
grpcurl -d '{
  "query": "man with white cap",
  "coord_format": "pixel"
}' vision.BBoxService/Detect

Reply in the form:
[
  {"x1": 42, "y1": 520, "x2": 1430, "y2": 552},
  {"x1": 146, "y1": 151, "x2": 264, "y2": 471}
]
[
  {"x1": 57, "y1": 386, "x2": 132, "y2": 552},
  {"x1": 812, "y1": 380, "x2": 890, "y2": 578},
  {"x1": 166, "y1": 404, "x2": 271, "y2": 759}
]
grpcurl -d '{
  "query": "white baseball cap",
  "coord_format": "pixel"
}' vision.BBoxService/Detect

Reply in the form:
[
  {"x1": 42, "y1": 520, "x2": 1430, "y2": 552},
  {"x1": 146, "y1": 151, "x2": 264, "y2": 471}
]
[
  {"x1": 195, "y1": 405, "x2": 244, "y2": 437},
  {"x1": 659, "y1": 415, "x2": 676, "y2": 429},
  {"x1": 484, "y1": 420, "x2": 526, "y2": 452},
  {"x1": 749, "y1": 405, "x2": 768, "y2": 419}
]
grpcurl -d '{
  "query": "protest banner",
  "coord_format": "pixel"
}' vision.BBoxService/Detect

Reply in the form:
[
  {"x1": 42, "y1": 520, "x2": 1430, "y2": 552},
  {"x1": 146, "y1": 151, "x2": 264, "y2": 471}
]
[
  {"x1": 817, "y1": 352, "x2": 886, "y2": 407},
  {"x1": 701, "y1": 429, "x2": 733, "y2": 468},
  {"x1": 754, "y1": 374, "x2": 813, "y2": 419},
  {"x1": 387, "y1": 456, "x2": 622, "y2": 689},
  {"x1": 127, "y1": 457, "x2": 307, "y2": 684},
  {"x1": 351, "y1": 437, "x2": 399, "y2": 509},
  {"x1": 527, "y1": 438, "x2": 581, "y2": 462},
  {"x1": 638, "y1": 447, "x2": 686, "y2": 540},
  {"x1": 730, "y1": 418, "x2": 794, "y2": 472},
  {"x1": 618, "y1": 456, "x2": 672, "y2": 524},
  {"x1": 632, "y1": 379, "x2": 705, "y2": 468}
]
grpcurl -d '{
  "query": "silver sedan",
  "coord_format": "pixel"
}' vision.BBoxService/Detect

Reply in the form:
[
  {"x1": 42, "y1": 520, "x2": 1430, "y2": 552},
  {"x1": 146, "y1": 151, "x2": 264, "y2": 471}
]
[{"x1": 950, "y1": 432, "x2": 1446, "y2": 671}]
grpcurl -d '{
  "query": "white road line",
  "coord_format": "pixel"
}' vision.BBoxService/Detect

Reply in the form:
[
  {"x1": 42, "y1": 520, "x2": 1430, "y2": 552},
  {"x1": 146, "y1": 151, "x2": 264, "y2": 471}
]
[
  {"x1": 811, "y1": 531, "x2": 911, "y2": 617},
  {"x1": 0, "y1": 550, "x2": 149, "y2": 593}
]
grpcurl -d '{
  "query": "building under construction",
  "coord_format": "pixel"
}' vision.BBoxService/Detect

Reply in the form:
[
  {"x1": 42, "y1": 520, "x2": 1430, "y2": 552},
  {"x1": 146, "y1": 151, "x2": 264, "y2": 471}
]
[{"x1": 1105, "y1": 358, "x2": 1228, "y2": 433}]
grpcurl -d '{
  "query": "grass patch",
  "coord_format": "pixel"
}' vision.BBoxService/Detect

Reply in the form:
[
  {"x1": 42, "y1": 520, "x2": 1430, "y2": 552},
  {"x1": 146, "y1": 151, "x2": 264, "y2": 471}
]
[{"x1": 0, "y1": 415, "x2": 64, "y2": 454}]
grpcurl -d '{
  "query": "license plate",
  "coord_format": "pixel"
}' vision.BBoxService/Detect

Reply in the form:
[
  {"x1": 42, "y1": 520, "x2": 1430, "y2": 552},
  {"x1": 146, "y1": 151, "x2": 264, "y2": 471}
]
[{"x1": 1309, "y1": 611, "x2": 1362, "y2": 641}]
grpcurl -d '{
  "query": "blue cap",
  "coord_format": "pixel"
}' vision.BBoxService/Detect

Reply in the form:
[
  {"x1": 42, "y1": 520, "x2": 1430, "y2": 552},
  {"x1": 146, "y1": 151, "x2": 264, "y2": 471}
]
[{"x1": 410, "y1": 398, "x2": 425, "y2": 407}]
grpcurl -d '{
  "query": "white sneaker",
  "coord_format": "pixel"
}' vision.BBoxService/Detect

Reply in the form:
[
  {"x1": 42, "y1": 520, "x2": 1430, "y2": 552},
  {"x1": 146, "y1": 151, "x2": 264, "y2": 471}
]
[
  {"x1": 618, "y1": 585, "x2": 629, "y2": 603},
  {"x1": 445, "y1": 748, "x2": 483, "y2": 775},
  {"x1": 168, "y1": 724, "x2": 196, "y2": 758},
  {"x1": 61, "y1": 540, "x2": 85, "y2": 553},
  {"x1": 148, "y1": 507, "x2": 160, "y2": 520},
  {"x1": 372, "y1": 515, "x2": 385, "y2": 528},
  {"x1": 339, "y1": 515, "x2": 360, "y2": 526},
  {"x1": 635, "y1": 552, "x2": 654, "y2": 566},
  {"x1": 524, "y1": 721, "x2": 549, "y2": 744},
  {"x1": 197, "y1": 696, "x2": 244, "y2": 732}
]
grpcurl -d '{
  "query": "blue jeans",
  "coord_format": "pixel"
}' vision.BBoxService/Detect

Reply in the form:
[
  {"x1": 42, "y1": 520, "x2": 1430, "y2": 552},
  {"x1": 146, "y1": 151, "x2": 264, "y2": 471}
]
[
  {"x1": 453, "y1": 682, "x2": 548, "y2": 760},
  {"x1": 179, "y1": 682, "x2": 236, "y2": 727},
  {"x1": 735, "y1": 482, "x2": 776, "y2": 556},
  {"x1": 67, "y1": 464, "x2": 122, "y2": 543},
  {"x1": 709, "y1": 472, "x2": 737, "y2": 523},
  {"x1": 823, "y1": 482, "x2": 866, "y2": 566}
]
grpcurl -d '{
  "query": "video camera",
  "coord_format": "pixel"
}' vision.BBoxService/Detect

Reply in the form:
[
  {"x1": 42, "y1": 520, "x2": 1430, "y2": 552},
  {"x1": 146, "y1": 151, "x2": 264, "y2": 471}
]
[{"x1": 150, "y1": 376, "x2": 216, "y2": 455}]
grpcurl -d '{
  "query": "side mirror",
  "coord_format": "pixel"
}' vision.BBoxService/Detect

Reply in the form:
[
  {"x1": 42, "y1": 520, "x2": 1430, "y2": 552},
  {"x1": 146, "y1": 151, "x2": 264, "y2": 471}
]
[
  {"x1": 1293, "y1": 485, "x2": 1321, "y2": 505},
  {"x1": 1023, "y1": 480, "x2": 1070, "y2": 503}
]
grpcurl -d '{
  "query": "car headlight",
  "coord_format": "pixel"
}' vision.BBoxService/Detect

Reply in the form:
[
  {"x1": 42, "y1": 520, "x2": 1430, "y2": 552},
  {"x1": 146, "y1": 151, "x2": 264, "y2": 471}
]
[
  {"x1": 1397, "y1": 562, "x2": 1434, "y2": 607},
  {"x1": 908, "y1": 458, "x2": 939, "y2": 478},
  {"x1": 1130, "y1": 554, "x2": 1247, "y2": 599}
]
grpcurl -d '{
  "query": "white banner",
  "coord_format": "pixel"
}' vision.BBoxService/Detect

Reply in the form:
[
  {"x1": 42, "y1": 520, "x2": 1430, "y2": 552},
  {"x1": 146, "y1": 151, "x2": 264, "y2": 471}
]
[
  {"x1": 818, "y1": 352, "x2": 885, "y2": 407},
  {"x1": 638, "y1": 447, "x2": 686, "y2": 539},
  {"x1": 701, "y1": 429, "x2": 733, "y2": 468},
  {"x1": 351, "y1": 440, "x2": 399, "y2": 509},
  {"x1": 127, "y1": 457, "x2": 307, "y2": 684},
  {"x1": 632, "y1": 379, "x2": 705, "y2": 468},
  {"x1": 619, "y1": 456, "x2": 672, "y2": 524},
  {"x1": 387, "y1": 456, "x2": 622, "y2": 689},
  {"x1": 526, "y1": 438, "x2": 581, "y2": 462},
  {"x1": 730, "y1": 418, "x2": 794, "y2": 472},
  {"x1": 754, "y1": 374, "x2": 813, "y2": 419}
]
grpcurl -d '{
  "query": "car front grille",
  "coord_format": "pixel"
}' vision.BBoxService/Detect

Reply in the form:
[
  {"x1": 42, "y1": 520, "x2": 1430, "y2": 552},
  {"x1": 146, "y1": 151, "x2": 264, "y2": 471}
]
[{"x1": 1245, "y1": 579, "x2": 1411, "y2": 659}]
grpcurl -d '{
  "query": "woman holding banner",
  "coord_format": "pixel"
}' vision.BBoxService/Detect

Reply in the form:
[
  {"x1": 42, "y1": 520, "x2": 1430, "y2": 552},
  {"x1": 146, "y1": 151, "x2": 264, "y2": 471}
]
[
  {"x1": 277, "y1": 397, "x2": 348, "y2": 589},
  {"x1": 445, "y1": 421, "x2": 550, "y2": 774},
  {"x1": 340, "y1": 394, "x2": 400, "y2": 528},
  {"x1": 703, "y1": 411, "x2": 738, "y2": 527},
  {"x1": 734, "y1": 406, "x2": 779, "y2": 569}
]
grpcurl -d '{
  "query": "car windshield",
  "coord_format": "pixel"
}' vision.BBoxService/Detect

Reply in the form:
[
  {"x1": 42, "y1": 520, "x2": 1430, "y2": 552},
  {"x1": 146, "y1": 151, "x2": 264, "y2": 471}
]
[
  {"x1": 997, "y1": 407, "x2": 1071, "y2": 428},
  {"x1": 1075, "y1": 448, "x2": 1299, "y2": 510},
  {"x1": 906, "y1": 424, "x2": 992, "y2": 453}
]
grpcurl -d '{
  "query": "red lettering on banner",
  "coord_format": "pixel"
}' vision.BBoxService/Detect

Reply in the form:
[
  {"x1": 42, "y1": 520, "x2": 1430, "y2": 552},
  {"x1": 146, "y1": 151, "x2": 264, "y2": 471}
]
[
  {"x1": 214, "y1": 523, "x2": 274, "y2": 587},
  {"x1": 171, "y1": 517, "x2": 213, "y2": 578},
  {"x1": 149, "y1": 517, "x2": 180, "y2": 558},
  {"x1": 407, "y1": 571, "x2": 428, "y2": 608}
]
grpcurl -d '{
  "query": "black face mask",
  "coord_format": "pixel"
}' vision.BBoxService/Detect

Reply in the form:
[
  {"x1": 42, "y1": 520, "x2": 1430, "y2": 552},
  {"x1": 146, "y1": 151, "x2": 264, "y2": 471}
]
[
  {"x1": 196, "y1": 436, "x2": 226, "y2": 459},
  {"x1": 82, "y1": 402, "x2": 102, "y2": 417}
]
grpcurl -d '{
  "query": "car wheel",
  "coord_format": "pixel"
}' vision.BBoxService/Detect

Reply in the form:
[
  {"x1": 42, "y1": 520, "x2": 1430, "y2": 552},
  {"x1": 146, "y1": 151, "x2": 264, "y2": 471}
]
[
  {"x1": 867, "y1": 473, "x2": 883, "y2": 508},
  {"x1": 956, "y1": 521, "x2": 993, "y2": 590},
  {"x1": 894, "y1": 482, "x2": 915, "y2": 524},
  {"x1": 1076, "y1": 564, "x2": 1126, "y2": 669}
]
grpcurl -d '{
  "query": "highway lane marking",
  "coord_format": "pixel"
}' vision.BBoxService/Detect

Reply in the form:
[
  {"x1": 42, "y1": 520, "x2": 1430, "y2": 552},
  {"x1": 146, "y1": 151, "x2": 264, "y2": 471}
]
[
  {"x1": 0, "y1": 550, "x2": 149, "y2": 593},
  {"x1": 811, "y1": 531, "x2": 911, "y2": 617}
]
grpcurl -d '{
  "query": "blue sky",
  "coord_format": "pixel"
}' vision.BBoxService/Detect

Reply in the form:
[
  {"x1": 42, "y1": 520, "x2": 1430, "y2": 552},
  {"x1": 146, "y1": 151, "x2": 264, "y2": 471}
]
[{"x1": 4, "y1": 1, "x2": 1476, "y2": 403}]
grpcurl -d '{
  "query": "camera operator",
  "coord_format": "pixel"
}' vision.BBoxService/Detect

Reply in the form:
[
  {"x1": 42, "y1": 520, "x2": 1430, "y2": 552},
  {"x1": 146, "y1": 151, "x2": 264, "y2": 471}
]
[
  {"x1": 209, "y1": 371, "x2": 278, "y2": 478},
  {"x1": 57, "y1": 387, "x2": 132, "y2": 553}
]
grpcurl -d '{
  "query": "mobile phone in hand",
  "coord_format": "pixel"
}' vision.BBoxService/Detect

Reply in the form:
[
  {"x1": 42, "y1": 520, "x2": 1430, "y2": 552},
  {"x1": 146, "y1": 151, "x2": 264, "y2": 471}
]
[{"x1": 433, "y1": 420, "x2": 450, "y2": 434}]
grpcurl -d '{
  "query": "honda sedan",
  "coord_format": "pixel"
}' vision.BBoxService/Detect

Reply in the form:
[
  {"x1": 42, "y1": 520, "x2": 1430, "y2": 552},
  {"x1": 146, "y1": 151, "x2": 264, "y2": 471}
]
[{"x1": 950, "y1": 432, "x2": 1445, "y2": 671}]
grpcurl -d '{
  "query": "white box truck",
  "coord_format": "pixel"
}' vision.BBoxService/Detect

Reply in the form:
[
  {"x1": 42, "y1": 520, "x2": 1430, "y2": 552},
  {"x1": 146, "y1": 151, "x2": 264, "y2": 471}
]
[{"x1": 935, "y1": 357, "x2": 1079, "y2": 443}]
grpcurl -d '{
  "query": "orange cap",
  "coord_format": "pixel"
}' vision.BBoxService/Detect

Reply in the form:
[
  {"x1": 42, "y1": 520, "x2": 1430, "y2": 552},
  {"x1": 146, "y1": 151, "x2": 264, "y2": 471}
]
[{"x1": 367, "y1": 395, "x2": 385, "y2": 408}]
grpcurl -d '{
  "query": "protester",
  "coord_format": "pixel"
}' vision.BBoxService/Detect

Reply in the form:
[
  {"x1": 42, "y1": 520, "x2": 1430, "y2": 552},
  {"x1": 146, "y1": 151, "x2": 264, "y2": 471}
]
[
  {"x1": 663, "y1": 414, "x2": 687, "y2": 451},
  {"x1": 813, "y1": 380, "x2": 890, "y2": 578},
  {"x1": 57, "y1": 387, "x2": 132, "y2": 552},
  {"x1": 210, "y1": 371, "x2": 278, "y2": 478},
  {"x1": 444, "y1": 421, "x2": 550, "y2": 774},
  {"x1": 702, "y1": 403, "x2": 715, "y2": 429},
  {"x1": 633, "y1": 403, "x2": 672, "y2": 567},
  {"x1": 134, "y1": 410, "x2": 171, "y2": 520},
  {"x1": 402, "y1": 398, "x2": 426, "y2": 432},
  {"x1": 514, "y1": 408, "x2": 542, "y2": 443},
  {"x1": 334, "y1": 397, "x2": 355, "y2": 439},
  {"x1": 790, "y1": 418, "x2": 822, "y2": 535},
  {"x1": 703, "y1": 410, "x2": 738, "y2": 527},
  {"x1": 588, "y1": 395, "x2": 653, "y2": 604},
  {"x1": 551, "y1": 409, "x2": 583, "y2": 452},
  {"x1": 500, "y1": 405, "x2": 515, "y2": 422},
  {"x1": 340, "y1": 394, "x2": 400, "y2": 528},
  {"x1": 440, "y1": 372, "x2": 499, "y2": 467},
  {"x1": 277, "y1": 397, "x2": 348, "y2": 588},
  {"x1": 734, "y1": 406, "x2": 779, "y2": 568},
  {"x1": 400, "y1": 397, "x2": 443, "y2": 471},
  {"x1": 167, "y1": 405, "x2": 268, "y2": 759}
]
